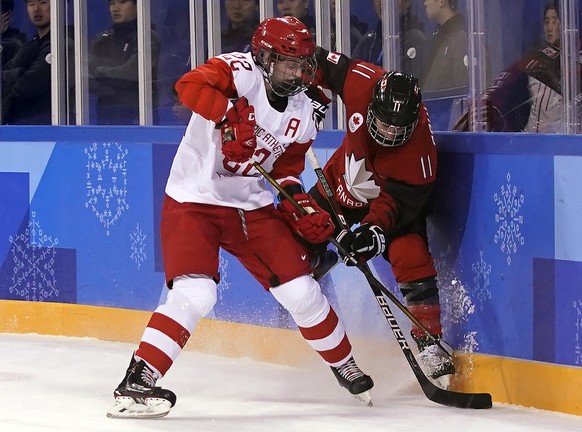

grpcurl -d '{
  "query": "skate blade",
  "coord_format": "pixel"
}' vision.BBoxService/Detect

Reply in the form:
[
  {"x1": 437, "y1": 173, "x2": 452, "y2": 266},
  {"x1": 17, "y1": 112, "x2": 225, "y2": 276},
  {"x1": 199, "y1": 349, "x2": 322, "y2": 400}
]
[
  {"x1": 106, "y1": 396, "x2": 172, "y2": 419},
  {"x1": 353, "y1": 390, "x2": 373, "y2": 407}
]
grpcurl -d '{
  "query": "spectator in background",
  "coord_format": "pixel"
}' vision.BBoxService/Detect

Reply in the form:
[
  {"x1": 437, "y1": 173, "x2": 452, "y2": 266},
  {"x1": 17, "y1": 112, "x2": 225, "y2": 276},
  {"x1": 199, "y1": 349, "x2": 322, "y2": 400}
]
[
  {"x1": 421, "y1": 0, "x2": 468, "y2": 92},
  {"x1": 89, "y1": 0, "x2": 160, "y2": 125},
  {"x1": 522, "y1": 1, "x2": 568, "y2": 133},
  {"x1": 353, "y1": 0, "x2": 426, "y2": 77},
  {"x1": 454, "y1": 1, "x2": 581, "y2": 133},
  {"x1": 221, "y1": 0, "x2": 259, "y2": 53},
  {"x1": 330, "y1": 0, "x2": 365, "y2": 52},
  {"x1": 1, "y1": 0, "x2": 27, "y2": 67},
  {"x1": 276, "y1": 0, "x2": 315, "y2": 38},
  {"x1": 1, "y1": 0, "x2": 51, "y2": 124}
]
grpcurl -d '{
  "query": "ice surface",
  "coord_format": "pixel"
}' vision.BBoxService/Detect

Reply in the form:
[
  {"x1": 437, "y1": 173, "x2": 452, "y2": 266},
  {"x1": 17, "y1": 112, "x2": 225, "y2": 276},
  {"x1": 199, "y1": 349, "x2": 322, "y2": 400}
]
[{"x1": 1, "y1": 333, "x2": 580, "y2": 432}]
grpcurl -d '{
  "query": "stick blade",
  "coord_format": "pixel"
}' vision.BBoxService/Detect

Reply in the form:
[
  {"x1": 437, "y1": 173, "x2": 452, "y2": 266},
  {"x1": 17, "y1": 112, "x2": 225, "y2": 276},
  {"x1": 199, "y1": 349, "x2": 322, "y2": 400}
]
[{"x1": 419, "y1": 375, "x2": 492, "y2": 409}]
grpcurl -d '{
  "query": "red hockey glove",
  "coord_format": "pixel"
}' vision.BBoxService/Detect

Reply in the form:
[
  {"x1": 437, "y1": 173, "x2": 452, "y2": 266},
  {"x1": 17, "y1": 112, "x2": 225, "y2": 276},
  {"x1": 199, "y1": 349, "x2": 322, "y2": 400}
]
[
  {"x1": 336, "y1": 224, "x2": 385, "y2": 266},
  {"x1": 278, "y1": 193, "x2": 335, "y2": 244},
  {"x1": 220, "y1": 97, "x2": 257, "y2": 163}
]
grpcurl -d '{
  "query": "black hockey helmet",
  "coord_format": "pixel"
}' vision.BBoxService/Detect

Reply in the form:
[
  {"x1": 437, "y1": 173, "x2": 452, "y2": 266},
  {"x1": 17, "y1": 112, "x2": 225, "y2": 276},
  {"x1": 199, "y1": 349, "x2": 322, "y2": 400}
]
[{"x1": 366, "y1": 71, "x2": 422, "y2": 147}]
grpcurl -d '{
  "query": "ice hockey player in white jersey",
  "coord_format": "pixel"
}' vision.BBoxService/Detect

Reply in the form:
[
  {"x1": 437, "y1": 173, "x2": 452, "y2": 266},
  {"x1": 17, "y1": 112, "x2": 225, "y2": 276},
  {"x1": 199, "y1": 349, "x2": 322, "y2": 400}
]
[{"x1": 106, "y1": 16, "x2": 374, "y2": 419}]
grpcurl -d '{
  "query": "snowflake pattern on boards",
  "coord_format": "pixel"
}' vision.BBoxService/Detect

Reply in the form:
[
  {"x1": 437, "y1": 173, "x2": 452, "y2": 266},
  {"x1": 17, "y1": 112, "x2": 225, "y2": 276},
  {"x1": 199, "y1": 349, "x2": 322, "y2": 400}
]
[
  {"x1": 130, "y1": 223, "x2": 147, "y2": 270},
  {"x1": 471, "y1": 250, "x2": 492, "y2": 311},
  {"x1": 9, "y1": 211, "x2": 59, "y2": 301},
  {"x1": 493, "y1": 172, "x2": 525, "y2": 265},
  {"x1": 85, "y1": 142, "x2": 129, "y2": 236}
]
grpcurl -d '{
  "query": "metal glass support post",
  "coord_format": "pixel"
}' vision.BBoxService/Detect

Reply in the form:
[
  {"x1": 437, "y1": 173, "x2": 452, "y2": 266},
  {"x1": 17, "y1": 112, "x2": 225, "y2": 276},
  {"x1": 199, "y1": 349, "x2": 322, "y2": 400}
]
[
  {"x1": 560, "y1": 0, "x2": 580, "y2": 134},
  {"x1": 380, "y1": 0, "x2": 400, "y2": 72},
  {"x1": 333, "y1": 0, "x2": 351, "y2": 130},
  {"x1": 258, "y1": 0, "x2": 274, "y2": 21},
  {"x1": 467, "y1": 0, "x2": 487, "y2": 132},
  {"x1": 207, "y1": 0, "x2": 221, "y2": 59},
  {"x1": 73, "y1": 0, "x2": 89, "y2": 125},
  {"x1": 137, "y1": 0, "x2": 153, "y2": 125},
  {"x1": 51, "y1": 0, "x2": 67, "y2": 125},
  {"x1": 190, "y1": 0, "x2": 206, "y2": 68}
]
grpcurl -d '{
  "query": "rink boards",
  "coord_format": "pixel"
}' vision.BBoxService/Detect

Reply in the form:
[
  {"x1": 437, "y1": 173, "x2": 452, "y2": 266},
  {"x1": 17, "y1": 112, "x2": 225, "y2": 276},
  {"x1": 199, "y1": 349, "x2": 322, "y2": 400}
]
[{"x1": 1, "y1": 126, "x2": 582, "y2": 416}]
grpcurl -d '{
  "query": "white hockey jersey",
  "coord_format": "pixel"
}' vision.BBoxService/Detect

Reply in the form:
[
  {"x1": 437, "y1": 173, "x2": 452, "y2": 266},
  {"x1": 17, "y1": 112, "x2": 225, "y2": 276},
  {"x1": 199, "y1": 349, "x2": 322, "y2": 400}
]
[{"x1": 166, "y1": 52, "x2": 318, "y2": 210}]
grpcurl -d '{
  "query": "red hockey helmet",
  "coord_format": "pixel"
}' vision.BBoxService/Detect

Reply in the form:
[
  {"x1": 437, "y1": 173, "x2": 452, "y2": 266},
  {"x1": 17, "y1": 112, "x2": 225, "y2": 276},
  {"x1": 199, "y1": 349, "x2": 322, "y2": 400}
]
[{"x1": 251, "y1": 16, "x2": 317, "y2": 97}]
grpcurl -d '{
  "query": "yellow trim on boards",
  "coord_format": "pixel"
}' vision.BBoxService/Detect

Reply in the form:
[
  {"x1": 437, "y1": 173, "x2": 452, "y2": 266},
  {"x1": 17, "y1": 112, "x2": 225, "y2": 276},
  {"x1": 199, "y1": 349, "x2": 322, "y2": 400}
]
[
  {"x1": 452, "y1": 352, "x2": 582, "y2": 416},
  {"x1": 0, "y1": 300, "x2": 314, "y2": 366},
  {"x1": 2, "y1": 300, "x2": 582, "y2": 417}
]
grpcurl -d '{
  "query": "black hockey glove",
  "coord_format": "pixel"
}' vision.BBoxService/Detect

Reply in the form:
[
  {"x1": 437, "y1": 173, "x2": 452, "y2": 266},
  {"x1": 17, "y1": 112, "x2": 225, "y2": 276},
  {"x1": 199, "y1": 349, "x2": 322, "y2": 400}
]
[{"x1": 336, "y1": 224, "x2": 386, "y2": 266}]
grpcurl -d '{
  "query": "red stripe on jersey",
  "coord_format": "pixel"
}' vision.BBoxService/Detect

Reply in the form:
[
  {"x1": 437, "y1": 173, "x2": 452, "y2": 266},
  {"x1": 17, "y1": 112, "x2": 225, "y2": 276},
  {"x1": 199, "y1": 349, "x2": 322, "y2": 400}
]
[
  {"x1": 298, "y1": 307, "x2": 339, "y2": 341},
  {"x1": 148, "y1": 312, "x2": 191, "y2": 349},
  {"x1": 136, "y1": 341, "x2": 173, "y2": 376},
  {"x1": 317, "y1": 333, "x2": 352, "y2": 364}
]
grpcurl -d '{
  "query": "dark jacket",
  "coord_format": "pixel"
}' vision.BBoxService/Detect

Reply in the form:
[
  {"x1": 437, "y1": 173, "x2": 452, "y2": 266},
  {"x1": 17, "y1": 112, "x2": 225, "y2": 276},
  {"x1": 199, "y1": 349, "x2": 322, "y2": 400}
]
[
  {"x1": 1, "y1": 31, "x2": 51, "y2": 124},
  {"x1": 89, "y1": 19, "x2": 160, "y2": 125},
  {"x1": 1, "y1": 26, "x2": 27, "y2": 66},
  {"x1": 421, "y1": 13, "x2": 468, "y2": 92},
  {"x1": 221, "y1": 20, "x2": 257, "y2": 54},
  {"x1": 353, "y1": 14, "x2": 426, "y2": 78}
]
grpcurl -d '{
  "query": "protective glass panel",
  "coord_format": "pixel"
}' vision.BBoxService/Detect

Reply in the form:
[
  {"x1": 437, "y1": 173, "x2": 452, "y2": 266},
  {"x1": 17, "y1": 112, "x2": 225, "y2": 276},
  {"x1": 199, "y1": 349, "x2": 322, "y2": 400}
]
[
  {"x1": 87, "y1": 0, "x2": 142, "y2": 124},
  {"x1": 221, "y1": 0, "x2": 259, "y2": 54},
  {"x1": 1, "y1": 0, "x2": 56, "y2": 124},
  {"x1": 419, "y1": 0, "x2": 470, "y2": 131},
  {"x1": 154, "y1": 0, "x2": 193, "y2": 125},
  {"x1": 453, "y1": 0, "x2": 582, "y2": 134}
]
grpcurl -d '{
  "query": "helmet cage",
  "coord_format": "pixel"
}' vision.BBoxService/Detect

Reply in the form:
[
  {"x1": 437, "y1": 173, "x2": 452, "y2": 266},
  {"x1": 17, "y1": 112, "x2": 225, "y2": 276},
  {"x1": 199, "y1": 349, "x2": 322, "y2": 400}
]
[
  {"x1": 256, "y1": 48, "x2": 317, "y2": 97},
  {"x1": 366, "y1": 104, "x2": 418, "y2": 147}
]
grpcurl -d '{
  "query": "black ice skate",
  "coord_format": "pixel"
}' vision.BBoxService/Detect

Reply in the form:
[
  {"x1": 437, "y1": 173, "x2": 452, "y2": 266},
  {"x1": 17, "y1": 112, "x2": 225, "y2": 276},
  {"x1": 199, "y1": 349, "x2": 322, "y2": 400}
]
[
  {"x1": 330, "y1": 357, "x2": 374, "y2": 406},
  {"x1": 414, "y1": 335, "x2": 456, "y2": 389},
  {"x1": 106, "y1": 355, "x2": 177, "y2": 419},
  {"x1": 311, "y1": 249, "x2": 339, "y2": 281}
]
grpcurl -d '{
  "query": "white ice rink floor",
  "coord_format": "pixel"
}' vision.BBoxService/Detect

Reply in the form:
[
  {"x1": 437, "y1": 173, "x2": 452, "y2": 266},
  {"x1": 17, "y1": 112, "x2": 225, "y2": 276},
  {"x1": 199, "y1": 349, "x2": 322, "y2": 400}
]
[{"x1": 2, "y1": 333, "x2": 581, "y2": 432}]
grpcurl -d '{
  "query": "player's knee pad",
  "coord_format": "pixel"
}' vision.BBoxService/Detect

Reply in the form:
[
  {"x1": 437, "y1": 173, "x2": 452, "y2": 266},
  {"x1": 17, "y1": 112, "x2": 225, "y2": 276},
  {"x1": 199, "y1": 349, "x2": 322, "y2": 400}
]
[
  {"x1": 167, "y1": 274, "x2": 217, "y2": 319},
  {"x1": 269, "y1": 274, "x2": 329, "y2": 325},
  {"x1": 399, "y1": 277, "x2": 439, "y2": 305}
]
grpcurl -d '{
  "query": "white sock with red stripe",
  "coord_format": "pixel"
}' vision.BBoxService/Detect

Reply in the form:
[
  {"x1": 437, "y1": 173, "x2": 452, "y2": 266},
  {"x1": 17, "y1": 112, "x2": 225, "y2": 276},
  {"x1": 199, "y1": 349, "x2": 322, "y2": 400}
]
[
  {"x1": 270, "y1": 275, "x2": 352, "y2": 366},
  {"x1": 136, "y1": 276, "x2": 217, "y2": 376}
]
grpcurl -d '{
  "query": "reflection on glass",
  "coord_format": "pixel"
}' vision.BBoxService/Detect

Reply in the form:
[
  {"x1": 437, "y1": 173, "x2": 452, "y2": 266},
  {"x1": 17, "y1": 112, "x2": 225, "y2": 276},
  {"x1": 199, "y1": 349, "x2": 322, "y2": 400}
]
[
  {"x1": 454, "y1": 0, "x2": 582, "y2": 134},
  {"x1": 421, "y1": 0, "x2": 468, "y2": 93},
  {"x1": 275, "y1": 0, "x2": 315, "y2": 37},
  {"x1": 352, "y1": 0, "x2": 426, "y2": 78},
  {"x1": 154, "y1": 0, "x2": 193, "y2": 125},
  {"x1": 88, "y1": 0, "x2": 160, "y2": 125},
  {"x1": 330, "y1": 0, "x2": 367, "y2": 52},
  {"x1": 1, "y1": 0, "x2": 52, "y2": 124},
  {"x1": 221, "y1": 0, "x2": 258, "y2": 54},
  {"x1": 1, "y1": 0, "x2": 27, "y2": 67}
]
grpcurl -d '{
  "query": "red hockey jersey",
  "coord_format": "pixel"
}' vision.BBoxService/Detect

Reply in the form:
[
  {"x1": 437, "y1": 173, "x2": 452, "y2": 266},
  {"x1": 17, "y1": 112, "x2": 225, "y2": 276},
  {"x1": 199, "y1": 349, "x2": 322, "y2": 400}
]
[{"x1": 315, "y1": 48, "x2": 437, "y2": 233}]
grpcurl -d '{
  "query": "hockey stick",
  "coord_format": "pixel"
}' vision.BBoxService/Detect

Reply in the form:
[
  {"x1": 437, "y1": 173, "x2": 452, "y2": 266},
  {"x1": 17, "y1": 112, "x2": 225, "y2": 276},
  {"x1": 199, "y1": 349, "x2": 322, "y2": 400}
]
[
  {"x1": 252, "y1": 159, "x2": 492, "y2": 409},
  {"x1": 306, "y1": 147, "x2": 449, "y2": 353}
]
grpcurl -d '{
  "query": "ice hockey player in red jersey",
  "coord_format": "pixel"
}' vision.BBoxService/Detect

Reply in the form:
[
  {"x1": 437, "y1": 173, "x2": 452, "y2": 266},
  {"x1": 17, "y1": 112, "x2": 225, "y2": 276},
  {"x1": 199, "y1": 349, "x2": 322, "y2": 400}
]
[
  {"x1": 106, "y1": 17, "x2": 373, "y2": 419},
  {"x1": 308, "y1": 47, "x2": 455, "y2": 386}
]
